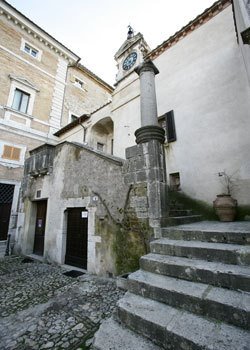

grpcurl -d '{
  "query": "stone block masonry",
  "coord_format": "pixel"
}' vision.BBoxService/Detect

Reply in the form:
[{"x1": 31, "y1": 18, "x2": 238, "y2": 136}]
[{"x1": 123, "y1": 139, "x2": 168, "y2": 231}]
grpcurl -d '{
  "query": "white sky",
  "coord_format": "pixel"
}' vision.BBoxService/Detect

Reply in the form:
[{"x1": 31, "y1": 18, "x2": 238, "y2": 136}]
[{"x1": 7, "y1": 0, "x2": 216, "y2": 85}]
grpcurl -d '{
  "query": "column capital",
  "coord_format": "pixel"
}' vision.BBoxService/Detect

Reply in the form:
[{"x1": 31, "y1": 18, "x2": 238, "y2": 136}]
[{"x1": 134, "y1": 60, "x2": 159, "y2": 76}]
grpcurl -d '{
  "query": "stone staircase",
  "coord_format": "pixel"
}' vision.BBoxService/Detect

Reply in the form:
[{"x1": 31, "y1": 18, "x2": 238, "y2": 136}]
[
  {"x1": 93, "y1": 221, "x2": 250, "y2": 349},
  {"x1": 167, "y1": 200, "x2": 202, "y2": 226}
]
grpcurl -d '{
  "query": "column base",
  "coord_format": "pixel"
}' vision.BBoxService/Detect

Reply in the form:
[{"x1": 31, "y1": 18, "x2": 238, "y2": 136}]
[{"x1": 135, "y1": 125, "x2": 165, "y2": 144}]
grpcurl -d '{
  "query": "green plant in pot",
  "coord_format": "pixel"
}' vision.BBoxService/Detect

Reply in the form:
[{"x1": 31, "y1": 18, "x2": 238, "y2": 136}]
[{"x1": 213, "y1": 171, "x2": 237, "y2": 222}]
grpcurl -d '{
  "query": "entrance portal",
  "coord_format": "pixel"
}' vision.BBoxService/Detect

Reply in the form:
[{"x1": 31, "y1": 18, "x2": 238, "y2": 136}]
[
  {"x1": 33, "y1": 200, "x2": 47, "y2": 255},
  {"x1": 65, "y1": 208, "x2": 88, "y2": 269},
  {"x1": 0, "y1": 183, "x2": 14, "y2": 240}
]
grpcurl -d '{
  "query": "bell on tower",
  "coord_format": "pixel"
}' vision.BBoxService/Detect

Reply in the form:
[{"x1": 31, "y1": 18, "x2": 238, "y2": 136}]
[{"x1": 127, "y1": 25, "x2": 134, "y2": 39}]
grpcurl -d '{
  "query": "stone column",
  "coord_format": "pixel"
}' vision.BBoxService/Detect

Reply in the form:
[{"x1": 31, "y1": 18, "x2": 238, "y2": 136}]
[{"x1": 134, "y1": 60, "x2": 165, "y2": 144}]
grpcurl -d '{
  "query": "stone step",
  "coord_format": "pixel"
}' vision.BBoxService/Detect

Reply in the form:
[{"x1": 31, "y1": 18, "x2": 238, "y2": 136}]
[
  {"x1": 166, "y1": 215, "x2": 202, "y2": 226},
  {"x1": 117, "y1": 292, "x2": 250, "y2": 350},
  {"x1": 93, "y1": 317, "x2": 161, "y2": 350},
  {"x1": 169, "y1": 209, "x2": 193, "y2": 217},
  {"x1": 150, "y1": 238, "x2": 250, "y2": 265},
  {"x1": 128, "y1": 270, "x2": 250, "y2": 329},
  {"x1": 140, "y1": 253, "x2": 250, "y2": 291},
  {"x1": 161, "y1": 221, "x2": 250, "y2": 245}
]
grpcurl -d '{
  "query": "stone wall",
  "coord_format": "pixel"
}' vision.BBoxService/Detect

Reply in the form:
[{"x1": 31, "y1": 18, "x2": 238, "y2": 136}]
[
  {"x1": 20, "y1": 142, "x2": 153, "y2": 276},
  {"x1": 123, "y1": 140, "x2": 168, "y2": 234},
  {"x1": 61, "y1": 66, "x2": 112, "y2": 127}
]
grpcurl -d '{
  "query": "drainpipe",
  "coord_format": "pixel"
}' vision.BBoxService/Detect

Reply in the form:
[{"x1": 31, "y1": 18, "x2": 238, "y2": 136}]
[{"x1": 80, "y1": 123, "x2": 87, "y2": 144}]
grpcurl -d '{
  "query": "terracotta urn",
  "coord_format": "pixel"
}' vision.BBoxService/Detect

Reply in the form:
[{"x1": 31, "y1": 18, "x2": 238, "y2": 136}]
[{"x1": 213, "y1": 194, "x2": 237, "y2": 222}]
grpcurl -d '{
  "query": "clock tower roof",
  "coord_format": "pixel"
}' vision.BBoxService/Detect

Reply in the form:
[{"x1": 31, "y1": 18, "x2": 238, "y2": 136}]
[{"x1": 114, "y1": 32, "x2": 150, "y2": 60}]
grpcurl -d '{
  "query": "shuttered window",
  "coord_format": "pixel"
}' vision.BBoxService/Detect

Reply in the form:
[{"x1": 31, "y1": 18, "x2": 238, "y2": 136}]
[
  {"x1": 159, "y1": 110, "x2": 177, "y2": 143},
  {"x1": 2, "y1": 145, "x2": 21, "y2": 161}
]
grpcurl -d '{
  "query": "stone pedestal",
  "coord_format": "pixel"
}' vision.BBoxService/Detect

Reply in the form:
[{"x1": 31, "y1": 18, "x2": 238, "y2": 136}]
[
  {"x1": 124, "y1": 141, "x2": 168, "y2": 231},
  {"x1": 122, "y1": 60, "x2": 169, "y2": 234}
]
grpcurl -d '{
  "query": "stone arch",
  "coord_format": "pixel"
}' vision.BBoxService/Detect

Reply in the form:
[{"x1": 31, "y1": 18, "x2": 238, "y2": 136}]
[{"x1": 89, "y1": 117, "x2": 114, "y2": 154}]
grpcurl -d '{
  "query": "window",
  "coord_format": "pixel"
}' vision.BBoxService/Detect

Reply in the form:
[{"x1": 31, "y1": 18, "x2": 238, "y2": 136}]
[
  {"x1": 74, "y1": 77, "x2": 84, "y2": 89},
  {"x1": 97, "y1": 142, "x2": 104, "y2": 151},
  {"x1": 20, "y1": 39, "x2": 42, "y2": 60},
  {"x1": 2, "y1": 145, "x2": 21, "y2": 161},
  {"x1": 24, "y1": 43, "x2": 39, "y2": 58},
  {"x1": 11, "y1": 88, "x2": 30, "y2": 114},
  {"x1": 169, "y1": 172, "x2": 181, "y2": 191},
  {"x1": 159, "y1": 110, "x2": 177, "y2": 143},
  {"x1": 0, "y1": 141, "x2": 26, "y2": 167}
]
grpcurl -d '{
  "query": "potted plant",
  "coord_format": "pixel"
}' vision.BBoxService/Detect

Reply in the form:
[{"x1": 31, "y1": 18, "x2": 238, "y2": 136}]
[{"x1": 213, "y1": 171, "x2": 238, "y2": 222}]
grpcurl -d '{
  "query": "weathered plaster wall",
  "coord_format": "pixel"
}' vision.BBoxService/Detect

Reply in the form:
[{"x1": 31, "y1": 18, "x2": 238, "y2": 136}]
[
  {"x1": 58, "y1": 103, "x2": 113, "y2": 151},
  {"x1": 20, "y1": 142, "x2": 147, "y2": 275},
  {"x1": 112, "y1": 74, "x2": 141, "y2": 158},
  {"x1": 109, "y1": 5, "x2": 250, "y2": 206},
  {"x1": 233, "y1": 0, "x2": 250, "y2": 85},
  {"x1": 154, "y1": 6, "x2": 250, "y2": 205}
]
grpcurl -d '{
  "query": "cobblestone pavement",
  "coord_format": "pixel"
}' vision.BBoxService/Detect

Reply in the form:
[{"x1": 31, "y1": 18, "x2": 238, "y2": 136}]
[{"x1": 0, "y1": 256, "x2": 125, "y2": 350}]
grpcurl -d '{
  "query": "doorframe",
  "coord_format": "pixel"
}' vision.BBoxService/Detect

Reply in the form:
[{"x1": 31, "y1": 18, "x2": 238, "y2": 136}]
[
  {"x1": 60, "y1": 200, "x2": 99, "y2": 273},
  {"x1": 64, "y1": 207, "x2": 88, "y2": 269},
  {"x1": 33, "y1": 199, "x2": 48, "y2": 256},
  {"x1": 0, "y1": 179, "x2": 20, "y2": 240}
]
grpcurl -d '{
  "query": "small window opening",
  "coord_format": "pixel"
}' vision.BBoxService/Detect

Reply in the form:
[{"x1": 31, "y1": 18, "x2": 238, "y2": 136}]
[
  {"x1": 97, "y1": 142, "x2": 104, "y2": 152},
  {"x1": 74, "y1": 78, "x2": 84, "y2": 89},
  {"x1": 169, "y1": 172, "x2": 180, "y2": 191},
  {"x1": 24, "y1": 43, "x2": 38, "y2": 58}
]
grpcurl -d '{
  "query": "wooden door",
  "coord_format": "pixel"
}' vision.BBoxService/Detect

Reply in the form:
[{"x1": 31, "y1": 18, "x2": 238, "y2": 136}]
[
  {"x1": 33, "y1": 200, "x2": 47, "y2": 255},
  {"x1": 65, "y1": 208, "x2": 88, "y2": 269}
]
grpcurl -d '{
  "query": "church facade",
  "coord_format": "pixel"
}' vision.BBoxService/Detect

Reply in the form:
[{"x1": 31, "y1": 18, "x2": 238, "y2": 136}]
[{"x1": 16, "y1": 0, "x2": 250, "y2": 275}]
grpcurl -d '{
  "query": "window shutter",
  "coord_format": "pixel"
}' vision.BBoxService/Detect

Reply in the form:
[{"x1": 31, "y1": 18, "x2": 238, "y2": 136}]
[
  {"x1": 166, "y1": 110, "x2": 176, "y2": 142},
  {"x1": 2, "y1": 145, "x2": 21, "y2": 161},
  {"x1": 12, "y1": 147, "x2": 21, "y2": 160}
]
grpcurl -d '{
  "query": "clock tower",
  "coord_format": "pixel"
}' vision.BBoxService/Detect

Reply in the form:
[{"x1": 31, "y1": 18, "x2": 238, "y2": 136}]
[{"x1": 114, "y1": 26, "x2": 151, "y2": 84}]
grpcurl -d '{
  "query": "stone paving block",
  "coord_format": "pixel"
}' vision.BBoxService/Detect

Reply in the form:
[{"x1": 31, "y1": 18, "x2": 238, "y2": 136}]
[{"x1": 0, "y1": 256, "x2": 124, "y2": 350}]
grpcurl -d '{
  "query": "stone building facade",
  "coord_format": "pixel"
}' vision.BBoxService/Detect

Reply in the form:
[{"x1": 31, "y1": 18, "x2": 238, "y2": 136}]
[
  {"x1": 0, "y1": 0, "x2": 113, "y2": 242},
  {"x1": 17, "y1": 0, "x2": 250, "y2": 275}
]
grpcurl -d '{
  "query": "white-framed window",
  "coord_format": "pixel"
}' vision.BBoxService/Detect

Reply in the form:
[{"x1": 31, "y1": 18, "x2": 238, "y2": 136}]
[
  {"x1": 7, "y1": 75, "x2": 39, "y2": 116},
  {"x1": 0, "y1": 141, "x2": 26, "y2": 167},
  {"x1": 73, "y1": 77, "x2": 85, "y2": 90},
  {"x1": 20, "y1": 38, "x2": 42, "y2": 61},
  {"x1": 11, "y1": 88, "x2": 30, "y2": 113}
]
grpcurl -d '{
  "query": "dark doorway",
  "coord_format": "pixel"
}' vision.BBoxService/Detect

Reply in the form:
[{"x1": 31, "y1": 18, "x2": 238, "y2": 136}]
[
  {"x1": 0, "y1": 183, "x2": 15, "y2": 240},
  {"x1": 65, "y1": 208, "x2": 88, "y2": 269},
  {"x1": 33, "y1": 200, "x2": 47, "y2": 255}
]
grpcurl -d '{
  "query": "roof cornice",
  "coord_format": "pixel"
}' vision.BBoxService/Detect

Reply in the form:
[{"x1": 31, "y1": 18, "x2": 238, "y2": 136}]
[
  {"x1": 73, "y1": 63, "x2": 114, "y2": 92},
  {"x1": 147, "y1": 0, "x2": 232, "y2": 60},
  {"x1": 0, "y1": 0, "x2": 80, "y2": 63}
]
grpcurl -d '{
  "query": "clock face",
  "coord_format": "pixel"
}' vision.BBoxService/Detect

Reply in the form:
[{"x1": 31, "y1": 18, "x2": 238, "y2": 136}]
[{"x1": 122, "y1": 52, "x2": 137, "y2": 71}]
